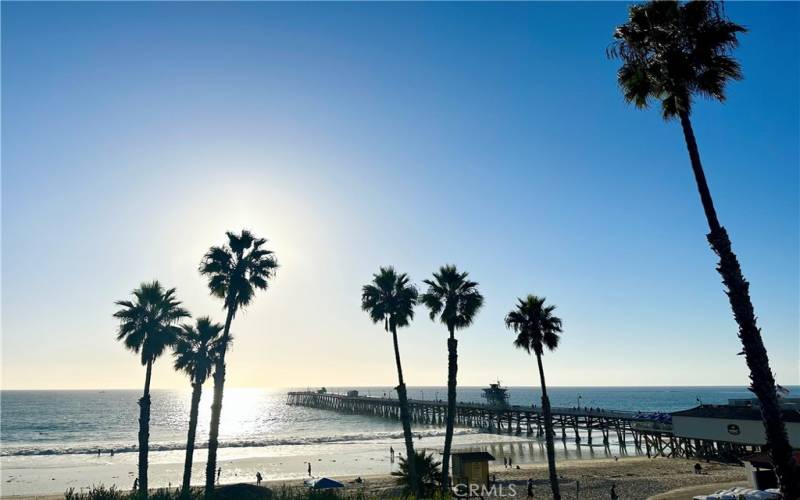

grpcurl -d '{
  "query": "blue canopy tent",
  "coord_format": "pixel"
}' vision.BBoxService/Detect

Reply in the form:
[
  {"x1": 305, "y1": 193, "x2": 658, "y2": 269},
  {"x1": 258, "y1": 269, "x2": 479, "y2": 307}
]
[{"x1": 306, "y1": 477, "x2": 345, "y2": 489}]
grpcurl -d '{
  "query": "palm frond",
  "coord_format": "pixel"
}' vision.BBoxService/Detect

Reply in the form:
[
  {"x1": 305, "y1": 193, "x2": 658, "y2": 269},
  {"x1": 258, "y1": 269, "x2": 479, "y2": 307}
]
[
  {"x1": 113, "y1": 281, "x2": 190, "y2": 366},
  {"x1": 609, "y1": 0, "x2": 746, "y2": 120},
  {"x1": 200, "y1": 230, "x2": 279, "y2": 317},
  {"x1": 172, "y1": 316, "x2": 225, "y2": 384},
  {"x1": 420, "y1": 265, "x2": 483, "y2": 333},
  {"x1": 392, "y1": 450, "x2": 441, "y2": 494},
  {"x1": 505, "y1": 294, "x2": 563, "y2": 356},
  {"x1": 361, "y1": 266, "x2": 418, "y2": 331}
]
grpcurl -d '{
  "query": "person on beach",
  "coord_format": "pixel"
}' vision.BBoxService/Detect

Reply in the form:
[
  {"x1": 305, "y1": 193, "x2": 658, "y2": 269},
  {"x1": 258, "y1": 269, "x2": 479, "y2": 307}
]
[
  {"x1": 694, "y1": 463, "x2": 702, "y2": 474},
  {"x1": 216, "y1": 467, "x2": 221, "y2": 485},
  {"x1": 508, "y1": 457, "x2": 512, "y2": 468},
  {"x1": 526, "y1": 478, "x2": 534, "y2": 498},
  {"x1": 97, "y1": 449, "x2": 101, "y2": 457},
  {"x1": 390, "y1": 446, "x2": 394, "y2": 462},
  {"x1": 307, "y1": 462, "x2": 312, "y2": 477},
  {"x1": 610, "y1": 482, "x2": 619, "y2": 500},
  {"x1": 132, "y1": 478, "x2": 138, "y2": 492},
  {"x1": 503, "y1": 457, "x2": 507, "y2": 468},
  {"x1": 110, "y1": 449, "x2": 114, "y2": 457},
  {"x1": 256, "y1": 472, "x2": 262, "y2": 485}
]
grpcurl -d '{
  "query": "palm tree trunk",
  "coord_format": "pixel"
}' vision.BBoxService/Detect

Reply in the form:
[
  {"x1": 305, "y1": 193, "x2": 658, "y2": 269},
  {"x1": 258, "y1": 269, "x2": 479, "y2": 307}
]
[
  {"x1": 679, "y1": 111, "x2": 798, "y2": 497},
  {"x1": 204, "y1": 363, "x2": 225, "y2": 497},
  {"x1": 536, "y1": 353, "x2": 560, "y2": 500},
  {"x1": 181, "y1": 382, "x2": 203, "y2": 494},
  {"x1": 390, "y1": 325, "x2": 419, "y2": 496},
  {"x1": 205, "y1": 306, "x2": 236, "y2": 497},
  {"x1": 441, "y1": 330, "x2": 457, "y2": 492},
  {"x1": 138, "y1": 359, "x2": 153, "y2": 498}
]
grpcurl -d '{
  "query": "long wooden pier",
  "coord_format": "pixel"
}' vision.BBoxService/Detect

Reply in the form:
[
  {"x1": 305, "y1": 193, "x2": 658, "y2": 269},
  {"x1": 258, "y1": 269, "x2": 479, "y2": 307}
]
[{"x1": 287, "y1": 391, "x2": 759, "y2": 460}]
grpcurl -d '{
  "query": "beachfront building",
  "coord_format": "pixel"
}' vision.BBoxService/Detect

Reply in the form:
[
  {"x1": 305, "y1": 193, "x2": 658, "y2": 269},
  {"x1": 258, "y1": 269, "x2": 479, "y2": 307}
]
[{"x1": 671, "y1": 399, "x2": 800, "y2": 449}]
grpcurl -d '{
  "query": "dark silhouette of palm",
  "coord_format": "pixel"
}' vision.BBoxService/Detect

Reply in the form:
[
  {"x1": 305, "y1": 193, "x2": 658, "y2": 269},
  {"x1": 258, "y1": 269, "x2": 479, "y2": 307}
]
[
  {"x1": 114, "y1": 281, "x2": 189, "y2": 496},
  {"x1": 173, "y1": 317, "x2": 226, "y2": 494},
  {"x1": 392, "y1": 450, "x2": 441, "y2": 496},
  {"x1": 199, "y1": 230, "x2": 278, "y2": 495},
  {"x1": 361, "y1": 267, "x2": 420, "y2": 496},
  {"x1": 610, "y1": 2, "x2": 797, "y2": 494},
  {"x1": 505, "y1": 295, "x2": 562, "y2": 499},
  {"x1": 419, "y1": 265, "x2": 483, "y2": 491}
]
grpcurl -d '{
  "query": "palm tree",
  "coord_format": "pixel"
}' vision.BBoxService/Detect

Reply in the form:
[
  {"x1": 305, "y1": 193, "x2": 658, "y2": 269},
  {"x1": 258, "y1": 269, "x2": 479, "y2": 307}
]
[
  {"x1": 173, "y1": 317, "x2": 226, "y2": 494},
  {"x1": 113, "y1": 281, "x2": 189, "y2": 497},
  {"x1": 419, "y1": 265, "x2": 483, "y2": 491},
  {"x1": 199, "y1": 230, "x2": 278, "y2": 496},
  {"x1": 392, "y1": 450, "x2": 441, "y2": 497},
  {"x1": 361, "y1": 267, "x2": 420, "y2": 496},
  {"x1": 505, "y1": 295, "x2": 562, "y2": 499},
  {"x1": 609, "y1": 2, "x2": 797, "y2": 494}
]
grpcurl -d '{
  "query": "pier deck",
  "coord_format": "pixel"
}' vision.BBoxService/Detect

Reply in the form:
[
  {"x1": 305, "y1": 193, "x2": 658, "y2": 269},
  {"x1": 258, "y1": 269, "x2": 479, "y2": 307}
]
[{"x1": 287, "y1": 391, "x2": 759, "y2": 460}]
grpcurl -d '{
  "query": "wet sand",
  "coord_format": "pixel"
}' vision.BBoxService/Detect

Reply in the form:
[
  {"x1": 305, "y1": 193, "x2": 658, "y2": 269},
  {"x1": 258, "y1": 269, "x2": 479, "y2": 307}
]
[
  {"x1": 0, "y1": 432, "x2": 632, "y2": 497},
  {"x1": 2, "y1": 456, "x2": 748, "y2": 499}
]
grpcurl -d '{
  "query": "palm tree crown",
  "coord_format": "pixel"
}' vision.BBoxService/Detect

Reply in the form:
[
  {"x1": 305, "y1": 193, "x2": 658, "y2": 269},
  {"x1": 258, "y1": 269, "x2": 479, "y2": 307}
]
[
  {"x1": 199, "y1": 230, "x2": 279, "y2": 316},
  {"x1": 392, "y1": 450, "x2": 441, "y2": 491},
  {"x1": 114, "y1": 281, "x2": 190, "y2": 365},
  {"x1": 609, "y1": 0, "x2": 746, "y2": 119},
  {"x1": 419, "y1": 265, "x2": 483, "y2": 334},
  {"x1": 361, "y1": 267, "x2": 418, "y2": 331},
  {"x1": 173, "y1": 317, "x2": 226, "y2": 385},
  {"x1": 505, "y1": 295, "x2": 562, "y2": 356}
]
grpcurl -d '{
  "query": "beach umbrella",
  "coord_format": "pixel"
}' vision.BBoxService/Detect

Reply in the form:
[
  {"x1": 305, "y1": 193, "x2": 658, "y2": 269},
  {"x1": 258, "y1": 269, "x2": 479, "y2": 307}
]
[{"x1": 307, "y1": 477, "x2": 344, "y2": 489}]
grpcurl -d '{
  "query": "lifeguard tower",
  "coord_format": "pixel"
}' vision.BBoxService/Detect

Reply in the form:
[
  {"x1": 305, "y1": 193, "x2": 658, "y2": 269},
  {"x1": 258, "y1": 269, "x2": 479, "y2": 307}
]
[
  {"x1": 481, "y1": 381, "x2": 509, "y2": 409},
  {"x1": 451, "y1": 451, "x2": 495, "y2": 488}
]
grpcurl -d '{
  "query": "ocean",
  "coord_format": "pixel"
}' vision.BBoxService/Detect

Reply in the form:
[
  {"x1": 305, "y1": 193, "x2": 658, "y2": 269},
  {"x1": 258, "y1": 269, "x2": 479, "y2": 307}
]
[{"x1": 0, "y1": 386, "x2": 780, "y2": 496}]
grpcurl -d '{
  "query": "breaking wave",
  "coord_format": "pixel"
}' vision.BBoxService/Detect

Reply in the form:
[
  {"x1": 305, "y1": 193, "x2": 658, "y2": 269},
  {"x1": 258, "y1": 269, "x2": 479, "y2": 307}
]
[{"x1": 1, "y1": 428, "x2": 480, "y2": 457}]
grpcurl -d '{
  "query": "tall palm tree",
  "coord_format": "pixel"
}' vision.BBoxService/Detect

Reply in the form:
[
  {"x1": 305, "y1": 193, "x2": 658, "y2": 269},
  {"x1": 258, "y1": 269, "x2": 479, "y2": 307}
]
[
  {"x1": 361, "y1": 267, "x2": 420, "y2": 496},
  {"x1": 505, "y1": 295, "x2": 562, "y2": 500},
  {"x1": 419, "y1": 265, "x2": 483, "y2": 491},
  {"x1": 610, "y1": 2, "x2": 797, "y2": 494},
  {"x1": 173, "y1": 317, "x2": 226, "y2": 494},
  {"x1": 113, "y1": 281, "x2": 189, "y2": 497},
  {"x1": 199, "y1": 230, "x2": 278, "y2": 496}
]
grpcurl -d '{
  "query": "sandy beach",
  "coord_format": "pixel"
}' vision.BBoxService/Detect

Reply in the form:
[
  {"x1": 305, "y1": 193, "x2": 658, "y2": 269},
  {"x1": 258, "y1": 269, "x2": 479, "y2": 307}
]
[{"x1": 1, "y1": 456, "x2": 748, "y2": 499}]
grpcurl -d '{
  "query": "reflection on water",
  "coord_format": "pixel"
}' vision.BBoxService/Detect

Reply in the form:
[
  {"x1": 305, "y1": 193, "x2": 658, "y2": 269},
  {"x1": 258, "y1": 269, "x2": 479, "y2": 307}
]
[{"x1": 0, "y1": 385, "x2": 778, "y2": 458}]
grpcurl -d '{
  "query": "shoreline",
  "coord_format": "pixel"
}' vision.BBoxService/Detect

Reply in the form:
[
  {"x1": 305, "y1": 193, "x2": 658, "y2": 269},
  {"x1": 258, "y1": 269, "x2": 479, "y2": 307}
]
[
  {"x1": 1, "y1": 457, "x2": 748, "y2": 499},
  {"x1": 1, "y1": 431, "x2": 636, "y2": 497}
]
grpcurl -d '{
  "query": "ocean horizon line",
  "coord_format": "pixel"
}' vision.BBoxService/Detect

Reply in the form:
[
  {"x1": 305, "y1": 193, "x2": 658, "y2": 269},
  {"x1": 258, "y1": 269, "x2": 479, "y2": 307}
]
[{"x1": 3, "y1": 384, "x2": 796, "y2": 392}]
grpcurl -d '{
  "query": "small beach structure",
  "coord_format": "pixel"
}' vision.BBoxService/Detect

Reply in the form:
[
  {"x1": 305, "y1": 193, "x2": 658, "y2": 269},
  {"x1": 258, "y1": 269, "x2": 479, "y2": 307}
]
[
  {"x1": 450, "y1": 451, "x2": 495, "y2": 487},
  {"x1": 306, "y1": 477, "x2": 344, "y2": 489},
  {"x1": 741, "y1": 453, "x2": 779, "y2": 490},
  {"x1": 739, "y1": 450, "x2": 800, "y2": 491}
]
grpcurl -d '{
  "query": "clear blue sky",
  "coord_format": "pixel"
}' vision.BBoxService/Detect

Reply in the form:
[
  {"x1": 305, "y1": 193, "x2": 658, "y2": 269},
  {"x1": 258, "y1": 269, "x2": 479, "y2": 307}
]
[{"x1": 2, "y1": 2, "x2": 797, "y2": 389}]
